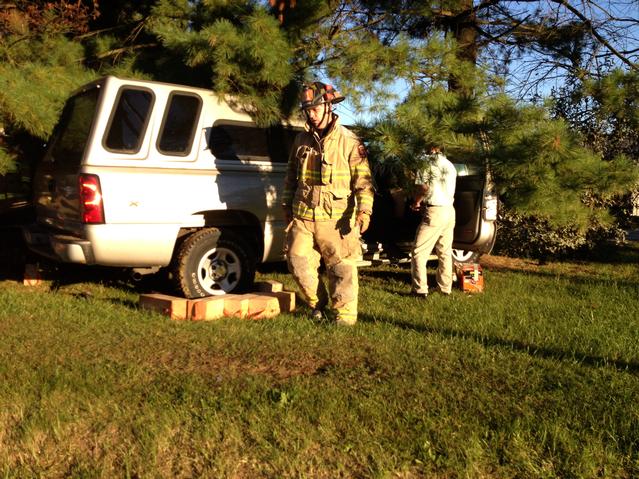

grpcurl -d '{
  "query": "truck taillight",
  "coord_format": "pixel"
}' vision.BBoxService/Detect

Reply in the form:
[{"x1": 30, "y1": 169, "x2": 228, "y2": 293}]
[{"x1": 79, "y1": 174, "x2": 105, "y2": 224}]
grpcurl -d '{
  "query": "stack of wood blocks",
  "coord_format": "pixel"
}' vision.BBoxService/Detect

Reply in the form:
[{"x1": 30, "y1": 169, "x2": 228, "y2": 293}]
[{"x1": 139, "y1": 280, "x2": 296, "y2": 321}]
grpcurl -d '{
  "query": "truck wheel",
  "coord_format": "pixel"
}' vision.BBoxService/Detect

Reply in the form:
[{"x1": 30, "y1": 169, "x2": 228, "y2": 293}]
[
  {"x1": 174, "y1": 228, "x2": 256, "y2": 298},
  {"x1": 452, "y1": 249, "x2": 481, "y2": 264}
]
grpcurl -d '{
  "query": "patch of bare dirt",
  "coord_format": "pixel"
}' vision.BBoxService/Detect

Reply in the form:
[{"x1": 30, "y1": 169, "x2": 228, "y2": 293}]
[
  {"x1": 156, "y1": 350, "x2": 339, "y2": 383},
  {"x1": 479, "y1": 254, "x2": 544, "y2": 273},
  {"x1": 479, "y1": 253, "x2": 624, "y2": 279}
]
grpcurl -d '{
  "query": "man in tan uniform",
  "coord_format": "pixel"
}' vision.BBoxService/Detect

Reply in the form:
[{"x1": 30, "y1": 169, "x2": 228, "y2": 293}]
[{"x1": 282, "y1": 81, "x2": 374, "y2": 325}]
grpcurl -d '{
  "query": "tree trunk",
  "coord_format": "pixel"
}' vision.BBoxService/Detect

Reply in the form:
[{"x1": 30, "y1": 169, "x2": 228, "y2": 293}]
[{"x1": 447, "y1": 0, "x2": 478, "y2": 93}]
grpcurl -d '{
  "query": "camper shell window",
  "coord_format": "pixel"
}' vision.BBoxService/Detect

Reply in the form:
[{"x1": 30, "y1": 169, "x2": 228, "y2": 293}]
[
  {"x1": 157, "y1": 92, "x2": 202, "y2": 156},
  {"x1": 103, "y1": 87, "x2": 154, "y2": 154},
  {"x1": 49, "y1": 87, "x2": 100, "y2": 167}
]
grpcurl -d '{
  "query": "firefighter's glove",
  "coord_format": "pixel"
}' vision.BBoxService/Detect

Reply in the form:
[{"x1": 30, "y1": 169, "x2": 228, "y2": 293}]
[{"x1": 356, "y1": 211, "x2": 371, "y2": 234}]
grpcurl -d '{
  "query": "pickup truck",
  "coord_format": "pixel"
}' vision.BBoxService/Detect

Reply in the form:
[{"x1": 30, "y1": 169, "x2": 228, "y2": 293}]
[{"x1": 24, "y1": 76, "x2": 496, "y2": 297}]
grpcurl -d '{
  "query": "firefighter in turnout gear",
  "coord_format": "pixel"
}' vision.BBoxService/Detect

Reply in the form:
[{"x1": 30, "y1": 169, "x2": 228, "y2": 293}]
[{"x1": 282, "y1": 81, "x2": 374, "y2": 325}]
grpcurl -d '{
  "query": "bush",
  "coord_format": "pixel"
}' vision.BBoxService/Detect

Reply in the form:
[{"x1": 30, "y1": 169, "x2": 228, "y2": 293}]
[{"x1": 493, "y1": 207, "x2": 627, "y2": 261}]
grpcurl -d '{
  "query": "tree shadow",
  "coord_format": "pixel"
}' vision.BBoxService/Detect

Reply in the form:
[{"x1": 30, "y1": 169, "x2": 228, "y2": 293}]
[
  {"x1": 481, "y1": 259, "x2": 639, "y2": 292},
  {"x1": 491, "y1": 242, "x2": 639, "y2": 267},
  {"x1": 257, "y1": 261, "x2": 289, "y2": 274},
  {"x1": 361, "y1": 253, "x2": 639, "y2": 293},
  {"x1": 46, "y1": 264, "x2": 173, "y2": 296},
  {"x1": 358, "y1": 311, "x2": 639, "y2": 375},
  {"x1": 573, "y1": 242, "x2": 639, "y2": 265},
  {"x1": 0, "y1": 225, "x2": 32, "y2": 281}
]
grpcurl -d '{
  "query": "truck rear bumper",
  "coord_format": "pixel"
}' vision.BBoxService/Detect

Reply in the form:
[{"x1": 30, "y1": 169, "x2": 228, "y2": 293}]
[
  {"x1": 51, "y1": 235, "x2": 94, "y2": 263},
  {"x1": 23, "y1": 223, "x2": 179, "y2": 267},
  {"x1": 23, "y1": 224, "x2": 93, "y2": 263}
]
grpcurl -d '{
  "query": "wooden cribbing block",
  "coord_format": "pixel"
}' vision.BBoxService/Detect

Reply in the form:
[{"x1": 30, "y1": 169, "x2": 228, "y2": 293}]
[
  {"x1": 261, "y1": 291, "x2": 296, "y2": 313},
  {"x1": 189, "y1": 296, "x2": 225, "y2": 321},
  {"x1": 254, "y1": 280, "x2": 284, "y2": 293},
  {"x1": 139, "y1": 293, "x2": 189, "y2": 320},
  {"x1": 223, "y1": 294, "x2": 250, "y2": 318},
  {"x1": 241, "y1": 294, "x2": 281, "y2": 319}
]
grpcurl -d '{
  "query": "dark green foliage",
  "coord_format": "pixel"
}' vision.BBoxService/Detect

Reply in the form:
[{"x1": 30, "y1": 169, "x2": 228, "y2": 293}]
[
  {"x1": 144, "y1": 0, "x2": 297, "y2": 125},
  {"x1": 548, "y1": 70, "x2": 639, "y2": 248},
  {"x1": 365, "y1": 87, "x2": 637, "y2": 229},
  {"x1": 322, "y1": 1, "x2": 638, "y2": 242},
  {"x1": 552, "y1": 70, "x2": 639, "y2": 162},
  {"x1": 493, "y1": 207, "x2": 627, "y2": 261},
  {"x1": 0, "y1": 2, "x2": 98, "y2": 173}
]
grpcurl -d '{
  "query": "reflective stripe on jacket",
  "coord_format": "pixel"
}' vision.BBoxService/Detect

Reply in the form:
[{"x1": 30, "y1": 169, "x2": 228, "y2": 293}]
[{"x1": 282, "y1": 117, "x2": 374, "y2": 222}]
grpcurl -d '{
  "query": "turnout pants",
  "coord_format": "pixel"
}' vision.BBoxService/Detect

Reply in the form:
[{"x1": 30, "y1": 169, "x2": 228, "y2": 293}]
[
  {"x1": 286, "y1": 218, "x2": 361, "y2": 323},
  {"x1": 411, "y1": 205, "x2": 456, "y2": 295}
]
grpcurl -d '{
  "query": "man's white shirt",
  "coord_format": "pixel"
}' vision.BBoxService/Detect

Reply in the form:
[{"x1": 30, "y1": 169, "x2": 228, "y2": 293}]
[{"x1": 415, "y1": 152, "x2": 457, "y2": 206}]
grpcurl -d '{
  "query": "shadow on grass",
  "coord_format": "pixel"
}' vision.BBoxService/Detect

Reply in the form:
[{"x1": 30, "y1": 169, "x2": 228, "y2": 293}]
[
  {"x1": 486, "y1": 242, "x2": 639, "y2": 269},
  {"x1": 573, "y1": 242, "x2": 639, "y2": 265},
  {"x1": 483, "y1": 262, "x2": 639, "y2": 292},
  {"x1": 0, "y1": 225, "x2": 32, "y2": 282},
  {"x1": 359, "y1": 256, "x2": 639, "y2": 295},
  {"x1": 359, "y1": 311, "x2": 639, "y2": 375},
  {"x1": 257, "y1": 261, "x2": 289, "y2": 274},
  {"x1": 53, "y1": 271, "x2": 179, "y2": 313},
  {"x1": 360, "y1": 266, "x2": 412, "y2": 283}
]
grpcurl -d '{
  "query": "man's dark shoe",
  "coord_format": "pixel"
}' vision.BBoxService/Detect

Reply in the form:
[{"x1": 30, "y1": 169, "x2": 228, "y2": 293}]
[
  {"x1": 410, "y1": 291, "x2": 428, "y2": 299},
  {"x1": 311, "y1": 308, "x2": 325, "y2": 321}
]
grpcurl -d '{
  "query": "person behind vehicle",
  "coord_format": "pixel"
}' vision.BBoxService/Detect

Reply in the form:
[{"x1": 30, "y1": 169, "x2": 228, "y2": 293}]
[
  {"x1": 282, "y1": 81, "x2": 374, "y2": 325},
  {"x1": 410, "y1": 145, "x2": 457, "y2": 297}
]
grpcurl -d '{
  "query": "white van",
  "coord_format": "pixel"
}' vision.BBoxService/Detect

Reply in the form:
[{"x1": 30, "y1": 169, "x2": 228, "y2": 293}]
[{"x1": 25, "y1": 76, "x2": 300, "y2": 297}]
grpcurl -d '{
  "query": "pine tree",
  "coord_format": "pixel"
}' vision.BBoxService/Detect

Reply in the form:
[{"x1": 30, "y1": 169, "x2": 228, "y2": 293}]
[
  {"x1": 0, "y1": 1, "x2": 97, "y2": 173},
  {"x1": 140, "y1": 0, "x2": 298, "y2": 125},
  {"x1": 0, "y1": 0, "x2": 636, "y2": 235}
]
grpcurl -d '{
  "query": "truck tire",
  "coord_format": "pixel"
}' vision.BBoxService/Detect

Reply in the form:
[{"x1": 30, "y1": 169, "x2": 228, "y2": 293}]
[
  {"x1": 174, "y1": 228, "x2": 256, "y2": 298},
  {"x1": 452, "y1": 249, "x2": 481, "y2": 264}
]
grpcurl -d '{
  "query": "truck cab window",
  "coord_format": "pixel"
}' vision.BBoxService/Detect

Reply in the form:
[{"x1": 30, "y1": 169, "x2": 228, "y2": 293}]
[
  {"x1": 209, "y1": 122, "x2": 269, "y2": 162},
  {"x1": 209, "y1": 121, "x2": 299, "y2": 163},
  {"x1": 267, "y1": 125, "x2": 300, "y2": 163}
]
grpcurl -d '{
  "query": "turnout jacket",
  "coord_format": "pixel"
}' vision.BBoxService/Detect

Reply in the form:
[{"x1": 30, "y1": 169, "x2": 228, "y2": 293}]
[{"x1": 282, "y1": 117, "x2": 374, "y2": 222}]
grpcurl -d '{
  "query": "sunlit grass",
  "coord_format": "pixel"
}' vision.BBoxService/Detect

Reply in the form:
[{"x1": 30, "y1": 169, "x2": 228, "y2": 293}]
[{"x1": 0, "y1": 245, "x2": 638, "y2": 477}]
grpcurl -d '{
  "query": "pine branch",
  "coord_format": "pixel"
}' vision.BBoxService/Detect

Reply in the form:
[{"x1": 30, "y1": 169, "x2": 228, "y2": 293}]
[
  {"x1": 73, "y1": 21, "x2": 143, "y2": 40},
  {"x1": 92, "y1": 43, "x2": 158, "y2": 60},
  {"x1": 474, "y1": 13, "x2": 532, "y2": 45}
]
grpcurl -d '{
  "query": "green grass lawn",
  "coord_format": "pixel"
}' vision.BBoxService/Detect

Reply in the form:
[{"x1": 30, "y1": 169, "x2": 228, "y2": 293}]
[{"x1": 1, "y1": 245, "x2": 638, "y2": 478}]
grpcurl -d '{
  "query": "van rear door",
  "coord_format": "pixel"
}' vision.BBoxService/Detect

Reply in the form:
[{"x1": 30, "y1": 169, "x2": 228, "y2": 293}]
[
  {"x1": 453, "y1": 173, "x2": 486, "y2": 246},
  {"x1": 452, "y1": 166, "x2": 497, "y2": 255},
  {"x1": 33, "y1": 86, "x2": 100, "y2": 234}
]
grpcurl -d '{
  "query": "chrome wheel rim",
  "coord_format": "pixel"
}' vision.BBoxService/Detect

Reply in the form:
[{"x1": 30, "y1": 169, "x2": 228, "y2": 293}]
[
  {"x1": 452, "y1": 249, "x2": 475, "y2": 263},
  {"x1": 196, "y1": 246, "x2": 242, "y2": 295}
]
